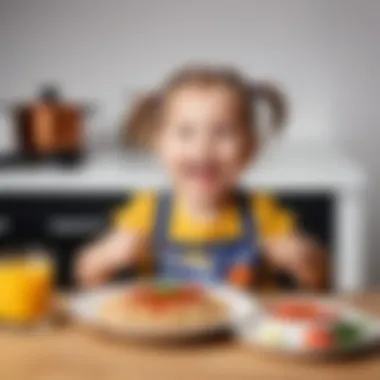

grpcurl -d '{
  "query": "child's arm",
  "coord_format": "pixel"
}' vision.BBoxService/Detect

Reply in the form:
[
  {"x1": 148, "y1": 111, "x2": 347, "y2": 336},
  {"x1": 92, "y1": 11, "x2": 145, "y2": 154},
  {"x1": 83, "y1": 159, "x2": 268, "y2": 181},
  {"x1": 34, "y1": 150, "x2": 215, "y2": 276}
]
[
  {"x1": 263, "y1": 235, "x2": 328, "y2": 290},
  {"x1": 253, "y1": 194, "x2": 328, "y2": 290},
  {"x1": 76, "y1": 192, "x2": 155, "y2": 287},
  {"x1": 75, "y1": 228, "x2": 147, "y2": 287}
]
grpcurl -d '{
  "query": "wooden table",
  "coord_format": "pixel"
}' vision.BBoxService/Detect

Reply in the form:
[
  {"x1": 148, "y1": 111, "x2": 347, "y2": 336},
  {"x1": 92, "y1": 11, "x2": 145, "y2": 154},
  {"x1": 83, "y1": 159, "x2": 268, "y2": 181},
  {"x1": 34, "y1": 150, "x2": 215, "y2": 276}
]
[{"x1": 1, "y1": 293, "x2": 379, "y2": 380}]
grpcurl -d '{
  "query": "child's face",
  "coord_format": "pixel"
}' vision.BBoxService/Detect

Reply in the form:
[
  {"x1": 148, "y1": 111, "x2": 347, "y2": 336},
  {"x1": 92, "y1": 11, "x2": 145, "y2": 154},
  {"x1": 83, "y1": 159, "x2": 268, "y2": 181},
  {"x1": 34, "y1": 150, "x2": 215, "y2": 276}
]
[{"x1": 157, "y1": 85, "x2": 252, "y2": 203}]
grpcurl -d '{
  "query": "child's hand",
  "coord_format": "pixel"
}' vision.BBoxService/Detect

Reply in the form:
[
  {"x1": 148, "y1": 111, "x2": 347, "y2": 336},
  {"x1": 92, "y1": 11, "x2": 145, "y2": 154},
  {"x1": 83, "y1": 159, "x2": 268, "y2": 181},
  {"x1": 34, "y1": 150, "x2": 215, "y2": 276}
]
[
  {"x1": 75, "y1": 230, "x2": 144, "y2": 287},
  {"x1": 76, "y1": 244, "x2": 112, "y2": 287},
  {"x1": 264, "y1": 235, "x2": 328, "y2": 290}
]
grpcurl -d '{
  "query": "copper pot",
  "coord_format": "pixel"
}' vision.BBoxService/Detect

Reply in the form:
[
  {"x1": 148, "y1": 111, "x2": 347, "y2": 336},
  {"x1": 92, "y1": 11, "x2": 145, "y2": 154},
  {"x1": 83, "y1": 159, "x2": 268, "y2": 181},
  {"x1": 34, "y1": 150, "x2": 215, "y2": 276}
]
[{"x1": 2, "y1": 85, "x2": 94, "y2": 166}]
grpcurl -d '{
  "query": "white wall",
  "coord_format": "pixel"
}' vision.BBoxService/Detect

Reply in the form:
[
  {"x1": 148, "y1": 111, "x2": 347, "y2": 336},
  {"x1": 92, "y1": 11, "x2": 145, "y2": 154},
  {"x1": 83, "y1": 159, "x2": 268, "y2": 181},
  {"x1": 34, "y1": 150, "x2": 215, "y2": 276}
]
[{"x1": 1, "y1": 0, "x2": 380, "y2": 284}]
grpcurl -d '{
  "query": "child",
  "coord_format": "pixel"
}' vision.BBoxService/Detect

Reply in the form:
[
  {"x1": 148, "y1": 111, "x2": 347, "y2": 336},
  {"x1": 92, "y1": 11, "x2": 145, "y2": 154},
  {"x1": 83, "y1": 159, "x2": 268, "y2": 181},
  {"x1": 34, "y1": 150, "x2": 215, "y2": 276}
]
[{"x1": 76, "y1": 65, "x2": 327, "y2": 290}]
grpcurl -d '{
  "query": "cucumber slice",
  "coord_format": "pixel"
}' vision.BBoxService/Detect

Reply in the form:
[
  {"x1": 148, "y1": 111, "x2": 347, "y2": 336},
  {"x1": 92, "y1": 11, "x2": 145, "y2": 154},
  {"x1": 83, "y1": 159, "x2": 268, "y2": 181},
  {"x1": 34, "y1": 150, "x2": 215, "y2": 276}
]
[{"x1": 333, "y1": 321, "x2": 364, "y2": 348}]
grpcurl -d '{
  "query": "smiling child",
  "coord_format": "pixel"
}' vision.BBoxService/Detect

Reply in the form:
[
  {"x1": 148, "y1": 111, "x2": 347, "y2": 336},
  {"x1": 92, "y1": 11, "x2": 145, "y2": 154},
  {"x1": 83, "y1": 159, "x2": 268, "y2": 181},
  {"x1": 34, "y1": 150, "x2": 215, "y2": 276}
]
[{"x1": 76, "y1": 65, "x2": 327, "y2": 290}]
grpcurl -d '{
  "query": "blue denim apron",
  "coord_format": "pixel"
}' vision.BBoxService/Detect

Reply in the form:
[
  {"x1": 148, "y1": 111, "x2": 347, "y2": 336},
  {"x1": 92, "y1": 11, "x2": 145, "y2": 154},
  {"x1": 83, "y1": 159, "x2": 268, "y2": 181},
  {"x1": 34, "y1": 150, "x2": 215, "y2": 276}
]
[{"x1": 153, "y1": 193, "x2": 260, "y2": 284}]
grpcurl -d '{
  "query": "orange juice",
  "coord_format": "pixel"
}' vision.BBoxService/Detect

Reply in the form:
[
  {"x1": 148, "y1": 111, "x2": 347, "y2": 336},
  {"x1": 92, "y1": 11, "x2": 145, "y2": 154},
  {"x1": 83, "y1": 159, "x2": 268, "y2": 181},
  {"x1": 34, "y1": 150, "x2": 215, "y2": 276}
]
[{"x1": 0, "y1": 255, "x2": 54, "y2": 324}]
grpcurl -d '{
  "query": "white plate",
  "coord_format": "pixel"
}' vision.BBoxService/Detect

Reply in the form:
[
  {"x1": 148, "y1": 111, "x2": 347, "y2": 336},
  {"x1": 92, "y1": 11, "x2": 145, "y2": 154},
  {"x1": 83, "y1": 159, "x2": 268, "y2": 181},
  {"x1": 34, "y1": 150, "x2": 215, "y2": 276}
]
[
  {"x1": 68, "y1": 282, "x2": 257, "y2": 341},
  {"x1": 239, "y1": 300, "x2": 380, "y2": 359}
]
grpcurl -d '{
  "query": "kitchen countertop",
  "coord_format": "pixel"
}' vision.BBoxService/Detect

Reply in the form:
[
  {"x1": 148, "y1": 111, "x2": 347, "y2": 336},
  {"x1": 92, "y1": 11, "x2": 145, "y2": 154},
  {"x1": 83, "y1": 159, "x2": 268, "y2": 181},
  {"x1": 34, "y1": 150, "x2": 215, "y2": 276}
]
[
  {"x1": 0, "y1": 141, "x2": 366, "y2": 192},
  {"x1": 0, "y1": 292, "x2": 379, "y2": 380}
]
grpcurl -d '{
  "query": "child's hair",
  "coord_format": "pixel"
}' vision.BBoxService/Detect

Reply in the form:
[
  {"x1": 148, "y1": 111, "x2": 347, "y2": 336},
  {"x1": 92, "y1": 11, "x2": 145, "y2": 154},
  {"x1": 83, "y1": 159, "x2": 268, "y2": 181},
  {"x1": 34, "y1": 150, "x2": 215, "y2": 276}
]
[{"x1": 123, "y1": 64, "x2": 288, "y2": 149}]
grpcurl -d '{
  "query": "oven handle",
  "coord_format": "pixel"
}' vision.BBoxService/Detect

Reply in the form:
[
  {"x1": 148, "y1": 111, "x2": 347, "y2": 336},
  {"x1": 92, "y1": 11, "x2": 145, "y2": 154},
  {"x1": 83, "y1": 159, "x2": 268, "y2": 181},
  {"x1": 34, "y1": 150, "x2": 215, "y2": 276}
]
[
  {"x1": 47, "y1": 215, "x2": 105, "y2": 237},
  {"x1": 0, "y1": 215, "x2": 11, "y2": 237}
]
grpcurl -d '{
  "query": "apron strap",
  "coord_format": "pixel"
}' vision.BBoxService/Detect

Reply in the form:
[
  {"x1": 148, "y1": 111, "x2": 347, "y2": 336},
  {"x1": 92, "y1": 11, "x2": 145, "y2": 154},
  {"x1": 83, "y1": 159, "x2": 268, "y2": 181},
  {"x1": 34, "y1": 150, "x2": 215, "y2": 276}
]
[
  {"x1": 236, "y1": 191, "x2": 256, "y2": 246},
  {"x1": 234, "y1": 191, "x2": 261, "y2": 269},
  {"x1": 153, "y1": 192, "x2": 172, "y2": 253}
]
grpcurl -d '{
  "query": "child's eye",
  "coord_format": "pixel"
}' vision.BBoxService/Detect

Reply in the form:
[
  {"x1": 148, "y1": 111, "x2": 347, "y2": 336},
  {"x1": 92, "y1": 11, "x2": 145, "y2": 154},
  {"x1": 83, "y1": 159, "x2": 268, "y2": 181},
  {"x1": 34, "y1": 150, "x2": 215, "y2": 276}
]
[
  {"x1": 213, "y1": 124, "x2": 236, "y2": 139},
  {"x1": 174, "y1": 123, "x2": 195, "y2": 140}
]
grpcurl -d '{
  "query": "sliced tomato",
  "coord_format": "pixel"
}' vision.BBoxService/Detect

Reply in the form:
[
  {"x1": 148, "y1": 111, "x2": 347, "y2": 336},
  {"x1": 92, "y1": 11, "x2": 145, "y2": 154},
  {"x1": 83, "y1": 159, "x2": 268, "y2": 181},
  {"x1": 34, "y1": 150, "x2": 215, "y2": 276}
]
[
  {"x1": 272, "y1": 301, "x2": 338, "y2": 325},
  {"x1": 304, "y1": 328, "x2": 335, "y2": 350},
  {"x1": 273, "y1": 302, "x2": 318, "y2": 321}
]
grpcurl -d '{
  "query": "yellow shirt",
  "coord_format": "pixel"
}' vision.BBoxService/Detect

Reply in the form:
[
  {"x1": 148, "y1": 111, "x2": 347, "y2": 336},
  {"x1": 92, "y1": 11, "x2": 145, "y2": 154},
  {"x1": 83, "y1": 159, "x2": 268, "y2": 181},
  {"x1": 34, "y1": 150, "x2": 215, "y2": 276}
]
[{"x1": 114, "y1": 192, "x2": 296, "y2": 243}]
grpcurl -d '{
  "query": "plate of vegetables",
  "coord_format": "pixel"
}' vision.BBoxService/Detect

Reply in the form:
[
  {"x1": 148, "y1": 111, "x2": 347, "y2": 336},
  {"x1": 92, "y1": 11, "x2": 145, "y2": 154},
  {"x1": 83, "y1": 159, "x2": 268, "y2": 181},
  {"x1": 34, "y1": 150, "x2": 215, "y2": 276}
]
[{"x1": 240, "y1": 298, "x2": 380, "y2": 358}]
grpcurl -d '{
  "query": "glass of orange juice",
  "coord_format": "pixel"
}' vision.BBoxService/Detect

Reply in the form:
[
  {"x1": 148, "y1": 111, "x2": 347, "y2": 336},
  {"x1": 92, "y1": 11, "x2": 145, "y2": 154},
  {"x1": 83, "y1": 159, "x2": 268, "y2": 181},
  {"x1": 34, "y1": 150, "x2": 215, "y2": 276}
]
[{"x1": 0, "y1": 250, "x2": 55, "y2": 326}]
